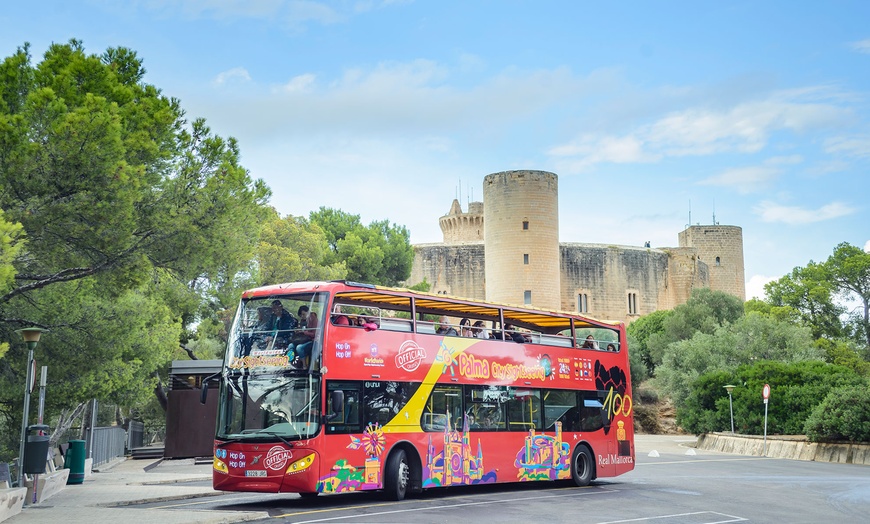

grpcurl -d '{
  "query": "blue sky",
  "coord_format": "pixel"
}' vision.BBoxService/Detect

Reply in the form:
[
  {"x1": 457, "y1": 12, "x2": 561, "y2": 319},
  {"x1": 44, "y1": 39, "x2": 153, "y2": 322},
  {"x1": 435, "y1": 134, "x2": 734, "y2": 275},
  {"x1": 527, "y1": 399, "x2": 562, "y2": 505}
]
[{"x1": 3, "y1": 1, "x2": 869, "y2": 302}]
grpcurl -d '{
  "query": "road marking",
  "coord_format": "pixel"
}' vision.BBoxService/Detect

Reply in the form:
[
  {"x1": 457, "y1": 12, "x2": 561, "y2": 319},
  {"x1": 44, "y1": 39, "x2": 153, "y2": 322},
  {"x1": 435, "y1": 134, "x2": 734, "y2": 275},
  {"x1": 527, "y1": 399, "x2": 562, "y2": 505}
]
[
  {"x1": 282, "y1": 488, "x2": 617, "y2": 522},
  {"x1": 598, "y1": 510, "x2": 747, "y2": 523},
  {"x1": 636, "y1": 457, "x2": 765, "y2": 466}
]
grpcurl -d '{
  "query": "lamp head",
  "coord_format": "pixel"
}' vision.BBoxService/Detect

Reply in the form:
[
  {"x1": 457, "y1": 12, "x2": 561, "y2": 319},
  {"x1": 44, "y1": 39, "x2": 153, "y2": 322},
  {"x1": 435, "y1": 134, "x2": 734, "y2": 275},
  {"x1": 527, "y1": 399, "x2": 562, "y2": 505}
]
[
  {"x1": 723, "y1": 384, "x2": 736, "y2": 394},
  {"x1": 15, "y1": 327, "x2": 48, "y2": 346}
]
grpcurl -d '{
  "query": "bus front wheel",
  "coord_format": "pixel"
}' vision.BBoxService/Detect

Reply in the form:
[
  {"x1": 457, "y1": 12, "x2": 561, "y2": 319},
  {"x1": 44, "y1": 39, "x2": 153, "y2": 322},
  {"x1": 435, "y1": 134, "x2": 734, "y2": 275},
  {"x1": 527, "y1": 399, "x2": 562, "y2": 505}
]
[
  {"x1": 571, "y1": 444, "x2": 594, "y2": 487},
  {"x1": 384, "y1": 449, "x2": 409, "y2": 501}
]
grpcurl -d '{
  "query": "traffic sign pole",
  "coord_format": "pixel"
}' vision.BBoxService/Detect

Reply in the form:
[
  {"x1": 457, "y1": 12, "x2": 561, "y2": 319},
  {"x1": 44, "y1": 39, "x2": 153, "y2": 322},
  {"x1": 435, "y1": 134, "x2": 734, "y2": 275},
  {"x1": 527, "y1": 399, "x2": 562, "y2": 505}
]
[{"x1": 762, "y1": 384, "x2": 770, "y2": 456}]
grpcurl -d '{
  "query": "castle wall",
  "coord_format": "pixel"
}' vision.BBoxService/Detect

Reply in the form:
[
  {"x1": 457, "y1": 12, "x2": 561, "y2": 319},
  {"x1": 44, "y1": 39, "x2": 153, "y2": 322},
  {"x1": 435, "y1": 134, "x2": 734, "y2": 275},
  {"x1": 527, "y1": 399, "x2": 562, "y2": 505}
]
[
  {"x1": 560, "y1": 244, "x2": 672, "y2": 322},
  {"x1": 484, "y1": 171, "x2": 560, "y2": 310},
  {"x1": 406, "y1": 173, "x2": 743, "y2": 325},
  {"x1": 408, "y1": 243, "x2": 486, "y2": 299}
]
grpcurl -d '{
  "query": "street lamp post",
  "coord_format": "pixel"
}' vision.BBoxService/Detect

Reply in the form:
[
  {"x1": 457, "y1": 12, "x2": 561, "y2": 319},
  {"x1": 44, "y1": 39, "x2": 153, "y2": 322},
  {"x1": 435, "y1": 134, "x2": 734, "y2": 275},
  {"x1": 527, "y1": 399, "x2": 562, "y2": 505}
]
[
  {"x1": 16, "y1": 327, "x2": 47, "y2": 488},
  {"x1": 724, "y1": 384, "x2": 736, "y2": 434}
]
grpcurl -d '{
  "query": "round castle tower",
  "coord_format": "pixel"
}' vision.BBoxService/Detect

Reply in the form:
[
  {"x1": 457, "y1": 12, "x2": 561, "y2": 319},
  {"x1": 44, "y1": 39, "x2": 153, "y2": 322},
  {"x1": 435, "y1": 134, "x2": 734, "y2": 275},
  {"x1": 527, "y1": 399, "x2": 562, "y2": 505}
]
[
  {"x1": 483, "y1": 170, "x2": 560, "y2": 310},
  {"x1": 678, "y1": 225, "x2": 746, "y2": 300}
]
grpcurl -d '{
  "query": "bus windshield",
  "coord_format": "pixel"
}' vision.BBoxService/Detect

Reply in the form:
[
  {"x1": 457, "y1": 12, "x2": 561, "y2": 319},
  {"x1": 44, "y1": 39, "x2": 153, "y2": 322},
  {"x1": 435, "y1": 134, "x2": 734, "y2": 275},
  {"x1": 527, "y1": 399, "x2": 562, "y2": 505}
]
[
  {"x1": 217, "y1": 374, "x2": 321, "y2": 441},
  {"x1": 227, "y1": 292, "x2": 328, "y2": 371}
]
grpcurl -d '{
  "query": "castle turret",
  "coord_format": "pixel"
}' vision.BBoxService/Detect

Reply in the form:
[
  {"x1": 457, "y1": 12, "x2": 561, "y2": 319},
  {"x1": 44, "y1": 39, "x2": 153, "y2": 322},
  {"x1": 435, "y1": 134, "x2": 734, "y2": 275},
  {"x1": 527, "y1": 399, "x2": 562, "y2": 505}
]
[
  {"x1": 439, "y1": 199, "x2": 484, "y2": 243},
  {"x1": 483, "y1": 170, "x2": 560, "y2": 310}
]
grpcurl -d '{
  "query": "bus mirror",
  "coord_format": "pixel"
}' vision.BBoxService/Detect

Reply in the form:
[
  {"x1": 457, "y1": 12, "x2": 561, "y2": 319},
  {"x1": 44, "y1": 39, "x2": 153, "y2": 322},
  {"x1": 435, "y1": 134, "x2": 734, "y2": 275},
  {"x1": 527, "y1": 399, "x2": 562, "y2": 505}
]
[
  {"x1": 200, "y1": 372, "x2": 221, "y2": 405},
  {"x1": 326, "y1": 390, "x2": 344, "y2": 421}
]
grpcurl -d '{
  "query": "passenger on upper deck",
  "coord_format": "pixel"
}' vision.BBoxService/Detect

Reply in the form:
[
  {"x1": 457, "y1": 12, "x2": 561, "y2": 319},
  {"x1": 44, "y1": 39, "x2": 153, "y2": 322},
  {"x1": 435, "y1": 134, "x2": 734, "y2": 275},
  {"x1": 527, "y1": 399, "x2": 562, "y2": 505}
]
[
  {"x1": 581, "y1": 335, "x2": 598, "y2": 349},
  {"x1": 287, "y1": 305, "x2": 317, "y2": 367},
  {"x1": 331, "y1": 304, "x2": 350, "y2": 325},
  {"x1": 503, "y1": 323, "x2": 529, "y2": 343},
  {"x1": 472, "y1": 320, "x2": 488, "y2": 339},
  {"x1": 436, "y1": 316, "x2": 458, "y2": 336},
  {"x1": 459, "y1": 318, "x2": 473, "y2": 337},
  {"x1": 606, "y1": 343, "x2": 617, "y2": 352},
  {"x1": 270, "y1": 300, "x2": 298, "y2": 348}
]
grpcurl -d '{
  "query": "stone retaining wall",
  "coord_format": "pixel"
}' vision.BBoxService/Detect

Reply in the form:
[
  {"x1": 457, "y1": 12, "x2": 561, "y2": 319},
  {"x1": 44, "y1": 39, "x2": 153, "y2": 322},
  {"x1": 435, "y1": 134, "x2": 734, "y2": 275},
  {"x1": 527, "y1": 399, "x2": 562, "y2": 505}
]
[{"x1": 697, "y1": 433, "x2": 870, "y2": 466}]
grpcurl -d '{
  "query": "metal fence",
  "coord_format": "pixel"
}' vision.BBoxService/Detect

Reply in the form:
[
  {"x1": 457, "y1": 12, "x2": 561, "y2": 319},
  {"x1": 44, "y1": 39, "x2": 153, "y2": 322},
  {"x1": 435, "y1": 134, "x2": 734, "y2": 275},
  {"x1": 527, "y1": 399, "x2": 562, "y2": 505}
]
[{"x1": 90, "y1": 426, "x2": 127, "y2": 467}]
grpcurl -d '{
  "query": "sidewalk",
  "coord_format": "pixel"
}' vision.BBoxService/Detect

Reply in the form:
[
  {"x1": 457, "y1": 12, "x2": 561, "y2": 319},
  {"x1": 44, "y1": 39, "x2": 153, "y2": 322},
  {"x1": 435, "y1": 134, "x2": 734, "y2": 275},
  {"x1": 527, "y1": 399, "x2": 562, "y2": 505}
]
[{"x1": 8, "y1": 458, "x2": 269, "y2": 524}]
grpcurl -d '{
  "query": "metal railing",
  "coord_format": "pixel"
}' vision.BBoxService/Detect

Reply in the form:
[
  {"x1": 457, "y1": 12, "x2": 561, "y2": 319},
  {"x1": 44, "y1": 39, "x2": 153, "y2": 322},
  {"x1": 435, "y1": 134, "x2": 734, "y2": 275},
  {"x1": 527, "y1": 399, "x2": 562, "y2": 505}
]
[{"x1": 90, "y1": 426, "x2": 126, "y2": 467}]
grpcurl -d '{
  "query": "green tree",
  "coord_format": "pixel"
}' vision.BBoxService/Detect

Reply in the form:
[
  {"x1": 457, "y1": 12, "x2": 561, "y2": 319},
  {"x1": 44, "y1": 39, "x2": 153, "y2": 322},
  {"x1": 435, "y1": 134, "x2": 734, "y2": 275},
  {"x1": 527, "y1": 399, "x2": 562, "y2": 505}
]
[
  {"x1": 825, "y1": 242, "x2": 870, "y2": 349},
  {"x1": 656, "y1": 312, "x2": 820, "y2": 407},
  {"x1": 764, "y1": 263, "x2": 844, "y2": 340},
  {"x1": 258, "y1": 210, "x2": 346, "y2": 285},
  {"x1": 0, "y1": 40, "x2": 270, "y2": 457},
  {"x1": 626, "y1": 309, "x2": 672, "y2": 377},
  {"x1": 645, "y1": 288, "x2": 744, "y2": 374},
  {"x1": 310, "y1": 207, "x2": 413, "y2": 286}
]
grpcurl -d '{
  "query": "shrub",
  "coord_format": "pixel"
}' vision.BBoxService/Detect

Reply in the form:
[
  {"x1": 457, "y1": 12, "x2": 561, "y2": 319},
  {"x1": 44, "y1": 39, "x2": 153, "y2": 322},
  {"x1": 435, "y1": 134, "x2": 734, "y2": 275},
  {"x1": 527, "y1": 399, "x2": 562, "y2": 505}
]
[
  {"x1": 678, "y1": 360, "x2": 864, "y2": 435},
  {"x1": 804, "y1": 385, "x2": 870, "y2": 442}
]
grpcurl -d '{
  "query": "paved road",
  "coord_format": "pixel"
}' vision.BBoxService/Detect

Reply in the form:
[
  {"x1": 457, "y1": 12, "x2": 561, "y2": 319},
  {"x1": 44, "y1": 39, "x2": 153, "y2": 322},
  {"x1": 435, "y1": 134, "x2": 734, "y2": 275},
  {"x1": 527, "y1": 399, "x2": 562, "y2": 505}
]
[{"x1": 133, "y1": 435, "x2": 870, "y2": 523}]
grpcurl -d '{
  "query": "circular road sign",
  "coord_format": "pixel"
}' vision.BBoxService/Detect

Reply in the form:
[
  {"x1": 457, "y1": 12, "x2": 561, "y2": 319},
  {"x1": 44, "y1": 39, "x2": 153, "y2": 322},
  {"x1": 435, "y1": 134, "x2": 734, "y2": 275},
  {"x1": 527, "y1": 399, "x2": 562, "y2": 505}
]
[{"x1": 762, "y1": 383, "x2": 770, "y2": 400}]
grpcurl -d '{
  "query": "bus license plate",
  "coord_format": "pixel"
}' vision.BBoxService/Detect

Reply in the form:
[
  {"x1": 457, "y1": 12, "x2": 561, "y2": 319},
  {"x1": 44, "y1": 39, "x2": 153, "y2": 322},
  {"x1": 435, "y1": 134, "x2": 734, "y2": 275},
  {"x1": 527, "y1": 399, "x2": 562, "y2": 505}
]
[{"x1": 245, "y1": 470, "x2": 267, "y2": 477}]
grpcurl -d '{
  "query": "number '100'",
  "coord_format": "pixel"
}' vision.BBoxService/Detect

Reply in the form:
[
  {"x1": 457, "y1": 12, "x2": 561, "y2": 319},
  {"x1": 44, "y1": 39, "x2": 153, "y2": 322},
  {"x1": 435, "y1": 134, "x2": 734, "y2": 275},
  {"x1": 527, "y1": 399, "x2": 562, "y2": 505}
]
[{"x1": 603, "y1": 387, "x2": 632, "y2": 418}]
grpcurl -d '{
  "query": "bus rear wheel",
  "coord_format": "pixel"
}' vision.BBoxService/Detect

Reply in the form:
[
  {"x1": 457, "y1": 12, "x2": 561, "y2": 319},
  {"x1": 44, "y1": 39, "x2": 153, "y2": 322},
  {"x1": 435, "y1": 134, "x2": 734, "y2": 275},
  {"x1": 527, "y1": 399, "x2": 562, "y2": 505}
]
[
  {"x1": 571, "y1": 444, "x2": 594, "y2": 487},
  {"x1": 298, "y1": 491, "x2": 319, "y2": 499},
  {"x1": 384, "y1": 449, "x2": 409, "y2": 501}
]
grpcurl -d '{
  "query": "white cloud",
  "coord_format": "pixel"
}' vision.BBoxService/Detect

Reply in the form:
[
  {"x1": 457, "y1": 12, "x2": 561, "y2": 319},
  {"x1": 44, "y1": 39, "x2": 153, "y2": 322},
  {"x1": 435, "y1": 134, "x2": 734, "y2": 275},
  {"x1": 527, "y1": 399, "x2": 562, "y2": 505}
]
[
  {"x1": 850, "y1": 39, "x2": 870, "y2": 54},
  {"x1": 699, "y1": 166, "x2": 781, "y2": 194},
  {"x1": 865, "y1": 240, "x2": 870, "y2": 253},
  {"x1": 824, "y1": 135, "x2": 870, "y2": 158},
  {"x1": 548, "y1": 134, "x2": 657, "y2": 172},
  {"x1": 548, "y1": 88, "x2": 851, "y2": 173},
  {"x1": 754, "y1": 201, "x2": 856, "y2": 224},
  {"x1": 746, "y1": 274, "x2": 777, "y2": 300},
  {"x1": 213, "y1": 67, "x2": 251, "y2": 86},
  {"x1": 280, "y1": 73, "x2": 316, "y2": 93}
]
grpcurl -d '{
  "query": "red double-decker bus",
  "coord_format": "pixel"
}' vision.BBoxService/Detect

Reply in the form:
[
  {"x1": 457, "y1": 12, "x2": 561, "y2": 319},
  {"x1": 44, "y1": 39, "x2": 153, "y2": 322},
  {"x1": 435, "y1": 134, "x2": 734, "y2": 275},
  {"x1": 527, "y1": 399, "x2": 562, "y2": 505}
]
[{"x1": 211, "y1": 281, "x2": 634, "y2": 499}]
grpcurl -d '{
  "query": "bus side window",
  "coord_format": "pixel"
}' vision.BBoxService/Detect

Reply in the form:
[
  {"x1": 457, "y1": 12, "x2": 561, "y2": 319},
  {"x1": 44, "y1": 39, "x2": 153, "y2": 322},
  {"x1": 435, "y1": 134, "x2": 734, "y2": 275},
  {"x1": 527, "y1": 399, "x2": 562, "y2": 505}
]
[
  {"x1": 326, "y1": 381, "x2": 361, "y2": 434},
  {"x1": 580, "y1": 394, "x2": 605, "y2": 432},
  {"x1": 422, "y1": 385, "x2": 463, "y2": 432},
  {"x1": 506, "y1": 389, "x2": 541, "y2": 431}
]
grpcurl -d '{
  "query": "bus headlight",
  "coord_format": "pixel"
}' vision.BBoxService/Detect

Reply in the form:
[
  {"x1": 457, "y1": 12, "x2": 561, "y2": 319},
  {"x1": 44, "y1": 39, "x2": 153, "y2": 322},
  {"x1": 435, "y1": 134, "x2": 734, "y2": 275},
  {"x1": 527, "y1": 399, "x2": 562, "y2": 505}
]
[
  {"x1": 286, "y1": 453, "x2": 315, "y2": 475},
  {"x1": 213, "y1": 457, "x2": 228, "y2": 474}
]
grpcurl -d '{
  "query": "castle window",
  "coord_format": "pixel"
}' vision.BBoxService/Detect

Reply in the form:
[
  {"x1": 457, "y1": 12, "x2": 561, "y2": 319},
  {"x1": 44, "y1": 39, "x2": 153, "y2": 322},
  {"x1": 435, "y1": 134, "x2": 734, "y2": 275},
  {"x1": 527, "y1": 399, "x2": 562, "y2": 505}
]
[
  {"x1": 523, "y1": 254, "x2": 529, "y2": 265},
  {"x1": 627, "y1": 292, "x2": 638, "y2": 315},
  {"x1": 524, "y1": 290, "x2": 532, "y2": 305},
  {"x1": 522, "y1": 221, "x2": 529, "y2": 230},
  {"x1": 715, "y1": 256, "x2": 721, "y2": 266},
  {"x1": 577, "y1": 293, "x2": 588, "y2": 313}
]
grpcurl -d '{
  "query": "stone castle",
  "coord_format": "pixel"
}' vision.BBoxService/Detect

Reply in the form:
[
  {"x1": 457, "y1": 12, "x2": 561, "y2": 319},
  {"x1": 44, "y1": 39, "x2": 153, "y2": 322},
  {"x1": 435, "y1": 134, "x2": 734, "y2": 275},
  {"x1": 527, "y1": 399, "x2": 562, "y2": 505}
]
[{"x1": 406, "y1": 170, "x2": 745, "y2": 324}]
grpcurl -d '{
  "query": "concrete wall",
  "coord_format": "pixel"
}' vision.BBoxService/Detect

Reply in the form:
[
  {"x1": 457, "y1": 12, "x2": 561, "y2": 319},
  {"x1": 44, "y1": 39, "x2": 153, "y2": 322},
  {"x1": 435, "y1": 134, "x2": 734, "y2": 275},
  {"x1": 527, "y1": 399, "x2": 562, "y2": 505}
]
[{"x1": 697, "y1": 433, "x2": 870, "y2": 466}]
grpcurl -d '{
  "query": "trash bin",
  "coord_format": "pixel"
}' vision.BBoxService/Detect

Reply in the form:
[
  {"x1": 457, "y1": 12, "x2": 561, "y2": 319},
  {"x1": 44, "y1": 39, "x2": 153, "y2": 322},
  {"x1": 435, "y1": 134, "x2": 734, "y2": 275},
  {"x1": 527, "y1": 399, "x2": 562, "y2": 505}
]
[
  {"x1": 23, "y1": 424, "x2": 50, "y2": 474},
  {"x1": 64, "y1": 439, "x2": 86, "y2": 485}
]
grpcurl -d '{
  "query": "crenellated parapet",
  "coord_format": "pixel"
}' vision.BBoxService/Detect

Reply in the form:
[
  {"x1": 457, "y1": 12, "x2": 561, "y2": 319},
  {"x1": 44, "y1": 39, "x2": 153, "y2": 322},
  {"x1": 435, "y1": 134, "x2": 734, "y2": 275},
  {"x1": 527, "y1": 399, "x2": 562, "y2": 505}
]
[{"x1": 439, "y1": 199, "x2": 484, "y2": 243}]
